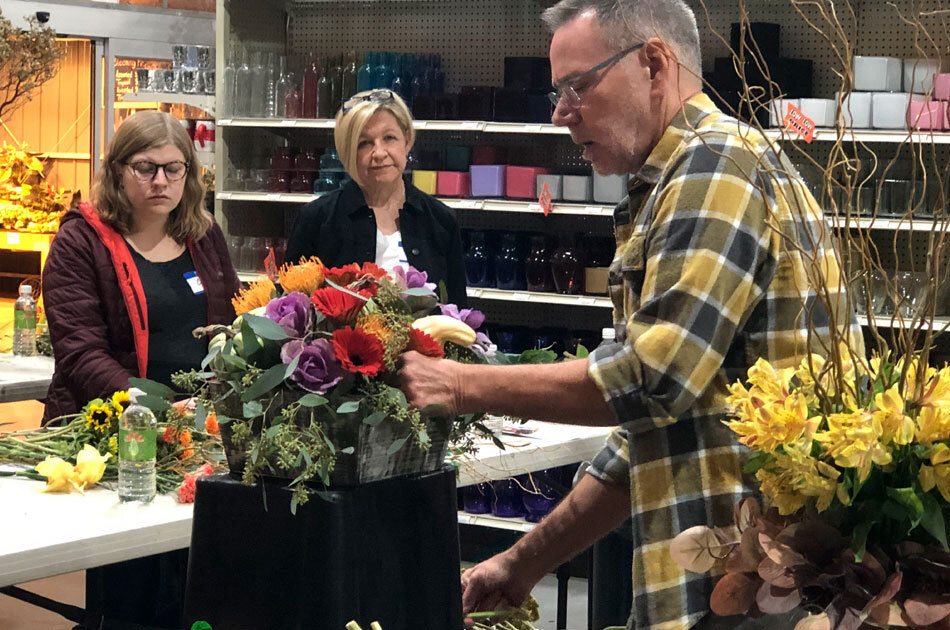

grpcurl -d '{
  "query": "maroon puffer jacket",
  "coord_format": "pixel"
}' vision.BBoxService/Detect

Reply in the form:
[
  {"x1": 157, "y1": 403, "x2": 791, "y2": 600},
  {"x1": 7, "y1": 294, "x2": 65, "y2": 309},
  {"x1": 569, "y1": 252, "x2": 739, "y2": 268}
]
[{"x1": 41, "y1": 204, "x2": 240, "y2": 422}]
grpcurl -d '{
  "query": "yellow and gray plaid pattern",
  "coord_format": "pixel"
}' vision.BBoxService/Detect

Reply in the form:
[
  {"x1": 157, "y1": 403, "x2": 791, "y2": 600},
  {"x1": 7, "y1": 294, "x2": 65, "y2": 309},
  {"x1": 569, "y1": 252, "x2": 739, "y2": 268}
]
[{"x1": 586, "y1": 93, "x2": 863, "y2": 630}]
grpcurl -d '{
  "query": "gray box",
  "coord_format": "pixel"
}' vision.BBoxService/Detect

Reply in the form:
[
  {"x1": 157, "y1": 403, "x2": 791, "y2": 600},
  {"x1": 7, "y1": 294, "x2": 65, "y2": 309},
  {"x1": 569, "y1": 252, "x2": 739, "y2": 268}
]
[
  {"x1": 562, "y1": 175, "x2": 592, "y2": 202},
  {"x1": 536, "y1": 174, "x2": 562, "y2": 201},
  {"x1": 593, "y1": 173, "x2": 628, "y2": 203}
]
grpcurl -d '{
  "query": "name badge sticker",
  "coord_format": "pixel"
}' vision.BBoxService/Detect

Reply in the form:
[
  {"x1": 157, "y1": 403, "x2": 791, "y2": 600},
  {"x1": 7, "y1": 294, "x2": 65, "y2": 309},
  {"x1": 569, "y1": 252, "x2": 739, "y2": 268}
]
[{"x1": 184, "y1": 271, "x2": 204, "y2": 295}]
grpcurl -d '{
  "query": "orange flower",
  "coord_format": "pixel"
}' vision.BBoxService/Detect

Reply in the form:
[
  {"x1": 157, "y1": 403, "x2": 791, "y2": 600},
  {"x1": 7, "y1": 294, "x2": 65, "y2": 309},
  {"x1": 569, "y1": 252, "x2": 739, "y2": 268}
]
[
  {"x1": 278, "y1": 256, "x2": 325, "y2": 295},
  {"x1": 181, "y1": 448, "x2": 195, "y2": 460},
  {"x1": 204, "y1": 413, "x2": 220, "y2": 436},
  {"x1": 232, "y1": 278, "x2": 276, "y2": 315},
  {"x1": 162, "y1": 426, "x2": 178, "y2": 444},
  {"x1": 178, "y1": 429, "x2": 193, "y2": 447},
  {"x1": 357, "y1": 313, "x2": 393, "y2": 346}
]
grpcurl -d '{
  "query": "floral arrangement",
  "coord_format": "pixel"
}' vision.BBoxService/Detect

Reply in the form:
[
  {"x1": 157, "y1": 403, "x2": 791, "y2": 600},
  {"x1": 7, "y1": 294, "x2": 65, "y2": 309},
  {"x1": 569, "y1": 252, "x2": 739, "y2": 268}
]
[
  {"x1": 0, "y1": 386, "x2": 224, "y2": 500},
  {"x1": 0, "y1": 142, "x2": 70, "y2": 233},
  {"x1": 671, "y1": 352, "x2": 950, "y2": 629},
  {"x1": 173, "y1": 258, "x2": 495, "y2": 512}
]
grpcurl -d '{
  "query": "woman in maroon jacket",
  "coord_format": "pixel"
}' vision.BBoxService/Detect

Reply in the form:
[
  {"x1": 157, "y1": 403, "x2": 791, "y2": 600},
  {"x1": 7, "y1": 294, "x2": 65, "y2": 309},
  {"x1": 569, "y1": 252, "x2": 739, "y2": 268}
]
[{"x1": 42, "y1": 110, "x2": 240, "y2": 423}]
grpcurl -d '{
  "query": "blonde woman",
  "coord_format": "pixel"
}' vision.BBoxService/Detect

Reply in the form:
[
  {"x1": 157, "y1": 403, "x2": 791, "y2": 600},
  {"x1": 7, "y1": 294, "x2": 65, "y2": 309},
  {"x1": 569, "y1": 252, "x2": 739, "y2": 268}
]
[
  {"x1": 43, "y1": 110, "x2": 240, "y2": 423},
  {"x1": 286, "y1": 88, "x2": 467, "y2": 305}
]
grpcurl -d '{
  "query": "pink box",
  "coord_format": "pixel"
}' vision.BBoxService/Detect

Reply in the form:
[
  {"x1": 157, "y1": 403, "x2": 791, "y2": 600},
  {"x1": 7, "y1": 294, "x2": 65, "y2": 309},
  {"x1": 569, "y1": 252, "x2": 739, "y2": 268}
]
[
  {"x1": 935, "y1": 74, "x2": 950, "y2": 100},
  {"x1": 505, "y1": 166, "x2": 550, "y2": 199},
  {"x1": 907, "y1": 99, "x2": 947, "y2": 130},
  {"x1": 471, "y1": 146, "x2": 508, "y2": 165},
  {"x1": 436, "y1": 171, "x2": 470, "y2": 197}
]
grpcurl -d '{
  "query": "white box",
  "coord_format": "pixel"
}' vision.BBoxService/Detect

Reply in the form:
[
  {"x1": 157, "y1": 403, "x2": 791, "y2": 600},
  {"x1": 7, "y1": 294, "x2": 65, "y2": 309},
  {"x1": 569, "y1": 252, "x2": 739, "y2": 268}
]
[
  {"x1": 835, "y1": 91, "x2": 872, "y2": 129},
  {"x1": 871, "y1": 92, "x2": 923, "y2": 129},
  {"x1": 768, "y1": 98, "x2": 800, "y2": 128},
  {"x1": 903, "y1": 58, "x2": 940, "y2": 94},
  {"x1": 593, "y1": 173, "x2": 628, "y2": 204},
  {"x1": 853, "y1": 56, "x2": 903, "y2": 92},
  {"x1": 799, "y1": 98, "x2": 836, "y2": 127}
]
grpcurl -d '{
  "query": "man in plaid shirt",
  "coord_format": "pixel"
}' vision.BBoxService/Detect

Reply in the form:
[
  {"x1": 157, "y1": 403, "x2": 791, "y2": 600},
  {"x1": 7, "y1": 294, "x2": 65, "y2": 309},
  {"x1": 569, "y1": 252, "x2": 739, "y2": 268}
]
[{"x1": 398, "y1": 1, "x2": 860, "y2": 628}]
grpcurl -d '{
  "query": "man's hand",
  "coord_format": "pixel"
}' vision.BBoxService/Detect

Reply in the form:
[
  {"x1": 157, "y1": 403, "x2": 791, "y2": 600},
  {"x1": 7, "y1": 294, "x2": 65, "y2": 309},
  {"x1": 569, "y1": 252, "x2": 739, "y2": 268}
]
[
  {"x1": 461, "y1": 551, "x2": 539, "y2": 621},
  {"x1": 396, "y1": 350, "x2": 466, "y2": 416}
]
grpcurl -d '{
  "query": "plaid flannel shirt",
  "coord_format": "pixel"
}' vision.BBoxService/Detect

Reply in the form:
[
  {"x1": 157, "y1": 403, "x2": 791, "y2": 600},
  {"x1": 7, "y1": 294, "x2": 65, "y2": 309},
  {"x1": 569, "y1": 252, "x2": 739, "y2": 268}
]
[{"x1": 586, "y1": 93, "x2": 863, "y2": 630}]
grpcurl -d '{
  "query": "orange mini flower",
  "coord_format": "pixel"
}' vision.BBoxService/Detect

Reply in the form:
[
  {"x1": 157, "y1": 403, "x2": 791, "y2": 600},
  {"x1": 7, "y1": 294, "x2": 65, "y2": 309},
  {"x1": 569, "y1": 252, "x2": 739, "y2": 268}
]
[
  {"x1": 278, "y1": 256, "x2": 325, "y2": 295},
  {"x1": 181, "y1": 448, "x2": 195, "y2": 460},
  {"x1": 178, "y1": 429, "x2": 193, "y2": 447},
  {"x1": 357, "y1": 313, "x2": 393, "y2": 346},
  {"x1": 232, "y1": 278, "x2": 276, "y2": 315},
  {"x1": 204, "y1": 413, "x2": 220, "y2": 436},
  {"x1": 162, "y1": 426, "x2": 178, "y2": 444}
]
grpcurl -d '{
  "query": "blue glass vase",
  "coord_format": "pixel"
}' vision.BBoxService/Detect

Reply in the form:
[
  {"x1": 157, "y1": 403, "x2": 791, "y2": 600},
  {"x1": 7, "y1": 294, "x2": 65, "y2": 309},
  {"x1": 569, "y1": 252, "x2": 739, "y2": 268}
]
[
  {"x1": 464, "y1": 230, "x2": 493, "y2": 288},
  {"x1": 495, "y1": 233, "x2": 525, "y2": 290}
]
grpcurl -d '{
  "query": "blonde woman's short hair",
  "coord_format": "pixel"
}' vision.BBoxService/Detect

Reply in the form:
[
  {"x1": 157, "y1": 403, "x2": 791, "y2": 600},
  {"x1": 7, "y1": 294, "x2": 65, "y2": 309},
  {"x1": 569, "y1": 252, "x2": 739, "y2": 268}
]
[
  {"x1": 334, "y1": 90, "x2": 416, "y2": 187},
  {"x1": 91, "y1": 110, "x2": 211, "y2": 242}
]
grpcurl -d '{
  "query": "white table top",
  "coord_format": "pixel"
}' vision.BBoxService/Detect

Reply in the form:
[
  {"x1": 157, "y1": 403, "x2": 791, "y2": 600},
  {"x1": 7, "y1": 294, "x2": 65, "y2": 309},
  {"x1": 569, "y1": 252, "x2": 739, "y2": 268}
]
[
  {"x1": 0, "y1": 353, "x2": 54, "y2": 402},
  {"x1": 0, "y1": 421, "x2": 610, "y2": 587}
]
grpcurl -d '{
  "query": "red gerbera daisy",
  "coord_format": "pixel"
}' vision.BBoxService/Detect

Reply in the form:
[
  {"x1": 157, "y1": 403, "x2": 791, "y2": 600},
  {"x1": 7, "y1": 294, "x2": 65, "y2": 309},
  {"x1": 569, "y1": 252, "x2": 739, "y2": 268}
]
[
  {"x1": 359, "y1": 262, "x2": 389, "y2": 280},
  {"x1": 332, "y1": 327, "x2": 385, "y2": 376},
  {"x1": 325, "y1": 263, "x2": 362, "y2": 286},
  {"x1": 407, "y1": 327, "x2": 444, "y2": 358},
  {"x1": 311, "y1": 286, "x2": 371, "y2": 323}
]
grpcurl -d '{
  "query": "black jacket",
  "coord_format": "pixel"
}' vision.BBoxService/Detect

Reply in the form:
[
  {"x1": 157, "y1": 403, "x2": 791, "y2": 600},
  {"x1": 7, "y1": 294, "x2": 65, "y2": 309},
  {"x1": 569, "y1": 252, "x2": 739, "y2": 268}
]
[{"x1": 286, "y1": 177, "x2": 468, "y2": 307}]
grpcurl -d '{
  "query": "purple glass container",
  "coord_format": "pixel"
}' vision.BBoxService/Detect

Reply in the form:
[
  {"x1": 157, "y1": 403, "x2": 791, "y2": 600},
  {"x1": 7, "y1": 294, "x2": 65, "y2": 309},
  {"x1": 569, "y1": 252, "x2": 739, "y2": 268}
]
[
  {"x1": 491, "y1": 478, "x2": 526, "y2": 518},
  {"x1": 462, "y1": 483, "x2": 492, "y2": 514},
  {"x1": 470, "y1": 165, "x2": 506, "y2": 198},
  {"x1": 521, "y1": 470, "x2": 562, "y2": 523}
]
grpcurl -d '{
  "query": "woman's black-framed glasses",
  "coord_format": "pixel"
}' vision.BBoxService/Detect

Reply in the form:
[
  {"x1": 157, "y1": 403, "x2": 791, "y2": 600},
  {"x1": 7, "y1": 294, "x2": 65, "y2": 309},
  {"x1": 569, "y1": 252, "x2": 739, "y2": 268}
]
[
  {"x1": 125, "y1": 160, "x2": 189, "y2": 182},
  {"x1": 548, "y1": 42, "x2": 645, "y2": 109},
  {"x1": 342, "y1": 89, "x2": 396, "y2": 113}
]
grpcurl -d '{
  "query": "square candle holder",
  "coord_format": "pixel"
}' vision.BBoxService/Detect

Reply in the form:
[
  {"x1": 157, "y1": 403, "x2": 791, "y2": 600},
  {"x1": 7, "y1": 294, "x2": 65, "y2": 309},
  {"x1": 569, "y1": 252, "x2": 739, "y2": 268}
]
[
  {"x1": 593, "y1": 173, "x2": 628, "y2": 204},
  {"x1": 506, "y1": 166, "x2": 549, "y2": 199},
  {"x1": 907, "y1": 99, "x2": 947, "y2": 131},
  {"x1": 436, "y1": 171, "x2": 471, "y2": 197},
  {"x1": 412, "y1": 170, "x2": 438, "y2": 195},
  {"x1": 562, "y1": 175, "x2": 593, "y2": 202},
  {"x1": 470, "y1": 165, "x2": 506, "y2": 198},
  {"x1": 537, "y1": 174, "x2": 563, "y2": 201}
]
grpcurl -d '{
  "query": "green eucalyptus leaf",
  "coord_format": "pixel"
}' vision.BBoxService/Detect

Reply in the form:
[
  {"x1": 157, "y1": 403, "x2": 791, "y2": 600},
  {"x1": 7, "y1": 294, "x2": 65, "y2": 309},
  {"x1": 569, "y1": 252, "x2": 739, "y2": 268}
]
[
  {"x1": 886, "y1": 487, "x2": 924, "y2": 526},
  {"x1": 241, "y1": 363, "x2": 290, "y2": 402},
  {"x1": 290, "y1": 494, "x2": 299, "y2": 515},
  {"x1": 194, "y1": 401, "x2": 207, "y2": 431},
  {"x1": 438, "y1": 280, "x2": 448, "y2": 304},
  {"x1": 387, "y1": 387, "x2": 408, "y2": 408},
  {"x1": 337, "y1": 400, "x2": 360, "y2": 414},
  {"x1": 265, "y1": 424, "x2": 282, "y2": 440},
  {"x1": 128, "y1": 378, "x2": 177, "y2": 400},
  {"x1": 572, "y1": 344, "x2": 590, "y2": 359},
  {"x1": 301, "y1": 449, "x2": 312, "y2": 467},
  {"x1": 387, "y1": 437, "x2": 407, "y2": 455},
  {"x1": 243, "y1": 400, "x2": 263, "y2": 418},
  {"x1": 340, "y1": 446, "x2": 354, "y2": 454},
  {"x1": 137, "y1": 393, "x2": 171, "y2": 414},
  {"x1": 284, "y1": 355, "x2": 300, "y2": 379},
  {"x1": 201, "y1": 343, "x2": 221, "y2": 369},
  {"x1": 220, "y1": 352, "x2": 248, "y2": 371},
  {"x1": 418, "y1": 428, "x2": 429, "y2": 444},
  {"x1": 517, "y1": 349, "x2": 558, "y2": 364},
  {"x1": 240, "y1": 319, "x2": 261, "y2": 357},
  {"x1": 362, "y1": 410, "x2": 386, "y2": 426},
  {"x1": 242, "y1": 313, "x2": 288, "y2": 341},
  {"x1": 298, "y1": 393, "x2": 328, "y2": 407},
  {"x1": 404, "y1": 287, "x2": 435, "y2": 296},
  {"x1": 216, "y1": 415, "x2": 233, "y2": 425},
  {"x1": 851, "y1": 519, "x2": 875, "y2": 561}
]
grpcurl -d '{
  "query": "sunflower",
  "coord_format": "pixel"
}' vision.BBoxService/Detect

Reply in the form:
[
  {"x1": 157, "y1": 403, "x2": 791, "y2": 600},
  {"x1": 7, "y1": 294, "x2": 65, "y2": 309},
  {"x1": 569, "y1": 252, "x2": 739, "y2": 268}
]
[
  {"x1": 232, "y1": 278, "x2": 276, "y2": 315},
  {"x1": 111, "y1": 390, "x2": 130, "y2": 415},
  {"x1": 278, "y1": 256, "x2": 325, "y2": 295},
  {"x1": 83, "y1": 400, "x2": 114, "y2": 435}
]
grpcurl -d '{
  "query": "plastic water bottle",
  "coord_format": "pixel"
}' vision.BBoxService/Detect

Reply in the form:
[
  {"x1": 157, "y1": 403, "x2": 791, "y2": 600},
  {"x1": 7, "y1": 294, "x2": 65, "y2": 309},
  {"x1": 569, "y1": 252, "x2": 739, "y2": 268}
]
[
  {"x1": 12, "y1": 285, "x2": 36, "y2": 356},
  {"x1": 118, "y1": 388, "x2": 157, "y2": 503}
]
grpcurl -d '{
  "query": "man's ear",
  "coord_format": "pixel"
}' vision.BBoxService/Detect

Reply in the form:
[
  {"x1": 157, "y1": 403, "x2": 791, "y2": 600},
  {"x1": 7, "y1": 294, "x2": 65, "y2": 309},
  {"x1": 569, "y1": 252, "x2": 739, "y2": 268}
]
[{"x1": 643, "y1": 37, "x2": 676, "y2": 82}]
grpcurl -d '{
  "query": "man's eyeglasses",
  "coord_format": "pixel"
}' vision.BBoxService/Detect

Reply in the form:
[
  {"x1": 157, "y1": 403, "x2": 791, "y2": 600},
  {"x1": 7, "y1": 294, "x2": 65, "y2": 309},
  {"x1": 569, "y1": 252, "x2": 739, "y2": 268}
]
[
  {"x1": 548, "y1": 42, "x2": 645, "y2": 109},
  {"x1": 125, "y1": 160, "x2": 189, "y2": 182},
  {"x1": 342, "y1": 89, "x2": 396, "y2": 113}
]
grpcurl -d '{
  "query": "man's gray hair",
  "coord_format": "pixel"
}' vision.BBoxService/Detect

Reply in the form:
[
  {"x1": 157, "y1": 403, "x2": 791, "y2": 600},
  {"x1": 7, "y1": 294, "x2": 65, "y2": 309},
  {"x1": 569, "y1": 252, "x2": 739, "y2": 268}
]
[{"x1": 542, "y1": 0, "x2": 702, "y2": 76}]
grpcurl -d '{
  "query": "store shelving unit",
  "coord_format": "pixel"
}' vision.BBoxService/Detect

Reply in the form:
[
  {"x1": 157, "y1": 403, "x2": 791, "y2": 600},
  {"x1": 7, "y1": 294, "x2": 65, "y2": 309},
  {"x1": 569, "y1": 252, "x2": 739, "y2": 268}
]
[{"x1": 123, "y1": 91, "x2": 216, "y2": 117}]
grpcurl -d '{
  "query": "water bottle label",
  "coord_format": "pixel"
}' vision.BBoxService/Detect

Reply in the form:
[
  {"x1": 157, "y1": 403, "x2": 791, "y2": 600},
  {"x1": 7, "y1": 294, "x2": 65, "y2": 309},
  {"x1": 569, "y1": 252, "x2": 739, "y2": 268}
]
[
  {"x1": 13, "y1": 311, "x2": 35, "y2": 330},
  {"x1": 119, "y1": 427, "x2": 157, "y2": 461}
]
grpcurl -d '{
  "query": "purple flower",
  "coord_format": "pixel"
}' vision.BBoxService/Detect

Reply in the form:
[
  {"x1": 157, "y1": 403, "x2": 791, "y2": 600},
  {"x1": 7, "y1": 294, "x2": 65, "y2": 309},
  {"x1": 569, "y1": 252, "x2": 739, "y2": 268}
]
[
  {"x1": 440, "y1": 303, "x2": 485, "y2": 330},
  {"x1": 280, "y1": 339, "x2": 343, "y2": 394},
  {"x1": 471, "y1": 331, "x2": 497, "y2": 361},
  {"x1": 265, "y1": 292, "x2": 312, "y2": 337},
  {"x1": 393, "y1": 265, "x2": 437, "y2": 293}
]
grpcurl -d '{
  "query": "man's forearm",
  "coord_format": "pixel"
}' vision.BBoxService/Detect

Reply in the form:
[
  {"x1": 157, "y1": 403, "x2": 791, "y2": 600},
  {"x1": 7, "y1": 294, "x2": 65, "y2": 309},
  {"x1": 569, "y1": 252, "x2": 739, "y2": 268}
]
[
  {"x1": 457, "y1": 358, "x2": 616, "y2": 425},
  {"x1": 505, "y1": 473, "x2": 630, "y2": 581}
]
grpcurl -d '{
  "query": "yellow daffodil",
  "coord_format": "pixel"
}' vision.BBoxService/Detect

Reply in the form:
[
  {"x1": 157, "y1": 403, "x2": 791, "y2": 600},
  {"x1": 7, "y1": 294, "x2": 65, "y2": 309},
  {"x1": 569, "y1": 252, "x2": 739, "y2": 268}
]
[
  {"x1": 916, "y1": 405, "x2": 950, "y2": 444},
  {"x1": 111, "y1": 390, "x2": 130, "y2": 415},
  {"x1": 873, "y1": 385, "x2": 916, "y2": 446},
  {"x1": 72, "y1": 444, "x2": 111, "y2": 492},
  {"x1": 813, "y1": 411, "x2": 892, "y2": 482},
  {"x1": 919, "y1": 443, "x2": 950, "y2": 502},
  {"x1": 34, "y1": 457, "x2": 76, "y2": 493}
]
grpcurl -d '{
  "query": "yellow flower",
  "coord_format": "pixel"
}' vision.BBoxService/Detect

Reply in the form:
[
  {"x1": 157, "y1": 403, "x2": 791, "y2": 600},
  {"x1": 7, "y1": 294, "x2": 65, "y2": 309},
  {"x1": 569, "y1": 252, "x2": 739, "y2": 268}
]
[
  {"x1": 814, "y1": 411, "x2": 892, "y2": 482},
  {"x1": 111, "y1": 390, "x2": 130, "y2": 415},
  {"x1": 278, "y1": 257, "x2": 325, "y2": 295},
  {"x1": 83, "y1": 400, "x2": 114, "y2": 434},
  {"x1": 919, "y1": 365, "x2": 950, "y2": 410},
  {"x1": 724, "y1": 391, "x2": 815, "y2": 452},
  {"x1": 231, "y1": 278, "x2": 276, "y2": 316},
  {"x1": 919, "y1": 443, "x2": 950, "y2": 502},
  {"x1": 755, "y1": 442, "x2": 843, "y2": 515},
  {"x1": 746, "y1": 357, "x2": 795, "y2": 405},
  {"x1": 873, "y1": 385, "x2": 916, "y2": 446},
  {"x1": 34, "y1": 457, "x2": 76, "y2": 493},
  {"x1": 916, "y1": 405, "x2": 950, "y2": 444},
  {"x1": 108, "y1": 435, "x2": 118, "y2": 456},
  {"x1": 72, "y1": 444, "x2": 111, "y2": 492},
  {"x1": 357, "y1": 313, "x2": 393, "y2": 346}
]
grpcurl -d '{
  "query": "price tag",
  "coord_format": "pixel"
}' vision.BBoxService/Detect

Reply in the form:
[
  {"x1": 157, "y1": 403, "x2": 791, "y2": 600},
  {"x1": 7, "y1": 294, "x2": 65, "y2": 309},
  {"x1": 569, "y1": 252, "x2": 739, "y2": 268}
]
[
  {"x1": 265, "y1": 193, "x2": 282, "y2": 201},
  {"x1": 527, "y1": 203, "x2": 543, "y2": 212},
  {"x1": 537, "y1": 182, "x2": 553, "y2": 216},
  {"x1": 217, "y1": 192, "x2": 232, "y2": 200},
  {"x1": 512, "y1": 292, "x2": 531, "y2": 301},
  {"x1": 579, "y1": 297, "x2": 597, "y2": 306},
  {"x1": 279, "y1": 119, "x2": 297, "y2": 127},
  {"x1": 217, "y1": 118, "x2": 232, "y2": 125},
  {"x1": 461, "y1": 121, "x2": 480, "y2": 130},
  {"x1": 6, "y1": 233, "x2": 19, "y2": 245},
  {"x1": 783, "y1": 104, "x2": 815, "y2": 143},
  {"x1": 456, "y1": 199, "x2": 480, "y2": 209}
]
